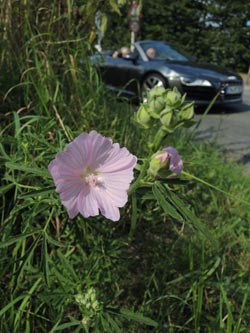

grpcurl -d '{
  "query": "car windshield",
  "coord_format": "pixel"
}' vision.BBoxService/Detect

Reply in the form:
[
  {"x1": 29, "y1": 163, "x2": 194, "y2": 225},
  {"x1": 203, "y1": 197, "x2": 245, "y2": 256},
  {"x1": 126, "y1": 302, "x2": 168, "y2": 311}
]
[{"x1": 141, "y1": 42, "x2": 189, "y2": 61}]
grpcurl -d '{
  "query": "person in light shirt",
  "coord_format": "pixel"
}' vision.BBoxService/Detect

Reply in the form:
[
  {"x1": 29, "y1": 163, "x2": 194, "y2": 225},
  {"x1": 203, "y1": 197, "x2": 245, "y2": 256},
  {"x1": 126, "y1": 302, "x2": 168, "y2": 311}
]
[{"x1": 146, "y1": 47, "x2": 156, "y2": 59}]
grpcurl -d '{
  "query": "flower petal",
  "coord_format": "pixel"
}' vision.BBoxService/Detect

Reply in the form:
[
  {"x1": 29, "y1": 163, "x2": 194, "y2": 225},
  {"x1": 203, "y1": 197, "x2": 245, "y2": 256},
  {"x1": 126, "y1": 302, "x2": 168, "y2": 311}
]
[
  {"x1": 164, "y1": 147, "x2": 183, "y2": 174},
  {"x1": 48, "y1": 131, "x2": 137, "y2": 221}
]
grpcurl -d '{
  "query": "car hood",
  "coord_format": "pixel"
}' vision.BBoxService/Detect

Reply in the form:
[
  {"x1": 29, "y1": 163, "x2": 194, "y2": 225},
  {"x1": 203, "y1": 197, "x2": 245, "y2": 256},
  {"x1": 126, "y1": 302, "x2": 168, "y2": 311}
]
[{"x1": 165, "y1": 61, "x2": 242, "y2": 81}]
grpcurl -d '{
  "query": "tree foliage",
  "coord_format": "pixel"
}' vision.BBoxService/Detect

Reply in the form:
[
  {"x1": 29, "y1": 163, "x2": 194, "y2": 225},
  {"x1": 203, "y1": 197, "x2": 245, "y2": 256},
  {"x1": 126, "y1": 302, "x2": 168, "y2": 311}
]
[
  {"x1": 1, "y1": 0, "x2": 250, "y2": 73},
  {"x1": 105, "y1": 0, "x2": 250, "y2": 72}
]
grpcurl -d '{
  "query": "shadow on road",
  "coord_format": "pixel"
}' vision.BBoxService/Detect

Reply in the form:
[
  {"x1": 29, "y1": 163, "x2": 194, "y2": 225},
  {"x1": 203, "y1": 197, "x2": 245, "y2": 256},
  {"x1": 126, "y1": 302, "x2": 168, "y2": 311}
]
[{"x1": 195, "y1": 102, "x2": 250, "y2": 115}]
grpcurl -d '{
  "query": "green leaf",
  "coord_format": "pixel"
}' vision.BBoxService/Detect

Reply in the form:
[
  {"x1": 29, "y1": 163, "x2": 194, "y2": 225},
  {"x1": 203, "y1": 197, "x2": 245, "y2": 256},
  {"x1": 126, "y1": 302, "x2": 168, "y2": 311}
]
[
  {"x1": 0, "y1": 183, "x2": 15, "y2": 195},
  {"x1": 18, "y1": 187, "x2": 55, "y2": 199},
  {"x1": 41, "y1": 235, "x2": 50, "y2": 287},
  {"x1": 160, "y1": 183, "x2": 216, "y2": 245},
  {"x1": 14, "y1": 234, "x2": 43, "y2": 289},
  {"x1": 56, "y1": 250, "x2": 79, "y2": 282},
  {"x1": 14, "y1": 277, "x2": 42, "y2": 330},
  {"x1": 104, "y1": 313, "x2": 122, "y2": 333},
  {"x1": 0, "y1": 295, "x2": 26, "y2": 317},
  {"x1": 5, "y1": 162, "x2": 49, "y2": 178},
  {"x1": 119, "y1": 309, "x2": 158, "y2": 327},
  {"x1": 49, "y1": 318, "x2": 82, "y2": 332},
  {"x1": 129, "y1": 194, "x2": 138, "y2": 240},
  {"x1": 152, "y1": 182, "x2": 184, "y2": 221},
  {"x1": 0, "y1": 230, "x2": 41, "y2": 248},
  {"x1": 46, "y1": 234, "x2": 66, "y2": 248},
  {"x1": 109, "y1": 0, "x2": 121, "y2": 14}
]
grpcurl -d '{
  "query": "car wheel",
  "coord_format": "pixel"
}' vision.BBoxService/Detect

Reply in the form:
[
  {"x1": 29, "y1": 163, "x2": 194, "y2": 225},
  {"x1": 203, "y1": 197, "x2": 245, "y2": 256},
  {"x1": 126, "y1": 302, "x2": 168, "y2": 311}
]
[{"x1": 141, "y1": 73, "x2": 166, "y2": 102}]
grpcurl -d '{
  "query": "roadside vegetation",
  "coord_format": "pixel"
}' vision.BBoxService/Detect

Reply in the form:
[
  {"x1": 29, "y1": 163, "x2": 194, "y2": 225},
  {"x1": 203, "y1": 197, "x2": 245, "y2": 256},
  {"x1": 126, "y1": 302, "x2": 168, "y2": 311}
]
[{"x1": 1, "y1": 1, "x2": 250, "y2": 332}]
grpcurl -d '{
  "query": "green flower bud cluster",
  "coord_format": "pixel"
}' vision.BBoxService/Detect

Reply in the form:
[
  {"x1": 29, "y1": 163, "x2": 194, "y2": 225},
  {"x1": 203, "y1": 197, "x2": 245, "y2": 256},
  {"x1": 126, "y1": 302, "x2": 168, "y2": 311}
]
[
  {"x1": 135, "y1": 86, "x2": 195, "y2": 133},
  {"x1": 75, "y1": 287, "x2": 101, "y2": 321}
]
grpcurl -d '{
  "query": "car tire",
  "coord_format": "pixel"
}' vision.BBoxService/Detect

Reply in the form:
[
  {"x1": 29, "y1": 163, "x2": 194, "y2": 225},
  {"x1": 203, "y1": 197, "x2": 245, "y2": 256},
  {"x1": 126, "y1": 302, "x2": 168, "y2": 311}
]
[{"x1": 141, "y1": 73, "x2": 166, "y2": 102}]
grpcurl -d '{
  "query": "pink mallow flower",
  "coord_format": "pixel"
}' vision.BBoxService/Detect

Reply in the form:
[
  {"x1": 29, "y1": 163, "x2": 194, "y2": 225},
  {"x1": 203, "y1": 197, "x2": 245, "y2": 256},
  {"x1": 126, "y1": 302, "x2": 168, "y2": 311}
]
[
  {"x1": 48, "y1": 131, "x2": 137, "y2": 222},
  {"x1": 155, "y1": 147, "x2": 183, "y2": 175}
]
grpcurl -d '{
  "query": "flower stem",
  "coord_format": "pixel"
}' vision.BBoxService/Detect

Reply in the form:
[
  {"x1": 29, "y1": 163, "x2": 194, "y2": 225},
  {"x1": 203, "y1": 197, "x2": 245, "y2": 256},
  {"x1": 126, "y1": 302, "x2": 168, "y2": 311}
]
[
  {"x1": 128, "y1": 159, "x2": 150, "y2": 195},
  {"x1": 153, "y1": 127, "x2": 167, "y2": 151},
  {"x1": 128, "y1": 194, "x2": 138, "y2": 240}
]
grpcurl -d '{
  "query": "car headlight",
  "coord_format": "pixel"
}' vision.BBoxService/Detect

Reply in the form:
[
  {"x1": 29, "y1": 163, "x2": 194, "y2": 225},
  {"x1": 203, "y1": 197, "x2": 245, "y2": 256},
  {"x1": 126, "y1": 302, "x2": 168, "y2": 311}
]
[{"x1": 180, "y1": 77, "x2": 212, "y2": 87}]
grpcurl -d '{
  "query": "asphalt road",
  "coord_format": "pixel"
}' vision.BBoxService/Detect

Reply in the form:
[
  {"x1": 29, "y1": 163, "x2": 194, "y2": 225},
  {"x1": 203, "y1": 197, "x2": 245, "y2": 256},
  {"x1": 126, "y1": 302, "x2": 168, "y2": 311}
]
[{"x1": 194, "y1": 84, "x2": 250, "y2": 173}]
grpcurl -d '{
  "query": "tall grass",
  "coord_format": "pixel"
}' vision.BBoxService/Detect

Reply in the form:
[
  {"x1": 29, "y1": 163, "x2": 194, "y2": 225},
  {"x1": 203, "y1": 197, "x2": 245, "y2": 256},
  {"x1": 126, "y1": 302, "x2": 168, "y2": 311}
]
[{"x1": 1, "y1": 1, "x2": 250, "y2": 332}]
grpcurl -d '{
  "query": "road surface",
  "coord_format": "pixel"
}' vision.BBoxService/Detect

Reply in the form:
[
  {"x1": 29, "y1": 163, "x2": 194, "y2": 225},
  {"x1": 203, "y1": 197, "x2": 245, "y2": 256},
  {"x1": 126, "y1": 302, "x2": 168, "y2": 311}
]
[{"x1": 194, "y1": 83, "x2": 250, "y2": 173}]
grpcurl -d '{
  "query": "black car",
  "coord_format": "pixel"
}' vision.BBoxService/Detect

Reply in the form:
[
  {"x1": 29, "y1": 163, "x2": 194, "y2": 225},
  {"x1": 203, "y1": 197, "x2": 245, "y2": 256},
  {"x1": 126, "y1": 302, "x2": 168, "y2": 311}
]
[{"x1": 91, "y1": 40, "x2": 243, "y2": 105}]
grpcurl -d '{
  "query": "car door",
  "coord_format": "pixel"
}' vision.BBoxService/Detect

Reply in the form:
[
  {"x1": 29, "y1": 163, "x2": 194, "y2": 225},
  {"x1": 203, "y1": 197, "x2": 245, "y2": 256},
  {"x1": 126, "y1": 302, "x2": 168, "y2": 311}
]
[
  {"x1": 117, "y1": 56, "x2": 144, "y2": 95},
  {"x1": 101, "y1": 54, "x2": 144, "y2": 95},
  {"x1": 100, "y1": 57, "x2": 126, "y2": 88}
]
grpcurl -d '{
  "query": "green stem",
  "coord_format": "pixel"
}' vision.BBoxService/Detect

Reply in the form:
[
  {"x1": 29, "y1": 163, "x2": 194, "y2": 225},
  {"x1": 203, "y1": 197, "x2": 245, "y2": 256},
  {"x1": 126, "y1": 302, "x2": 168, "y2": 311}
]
[
  {"x1": 128, "y1": 194, "x2": 137, "y2": 240},
  {"x1": 182, "y1": 171, "x2": 250, "y2": 206},
  {"x1": 153, "y1": 127, "x2": 168, "y2": 151},
  {"x1": 128, "y1": 159, "x2": 150, "y2": 195}
]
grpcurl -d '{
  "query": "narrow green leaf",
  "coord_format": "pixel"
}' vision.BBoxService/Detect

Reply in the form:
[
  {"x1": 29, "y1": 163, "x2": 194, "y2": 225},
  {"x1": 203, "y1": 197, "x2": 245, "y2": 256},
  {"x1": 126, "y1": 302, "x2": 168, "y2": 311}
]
[
  {"x1": 5, "y1": 162, "x2": 49, "y2": 178},
  {"x1": 129, "y1": 194, "x2": 138, "y2": 240},
  {"x1": 46, "y1": 234, "x2": 66, "y2": 248},
  {"x1": 162, "y1": 183, "x2": 216, "y2": 245},
  {"x1": 13, "y1": 111, "x2": 21, "y2": 138},
  {"x1": 14, "y1": 234, "x2": 42, "y2": 289},
  {"x1": 205, "y1": 257, "x2": 221, "y2": 279},
  {"x1": 49, "y1": 318, "x2": 82, "y2": 332},
  {"x1": 14, "y1": 277, "x2": 42, "y2": 329},
  {"x1": 119, "y1": 309, "x2": 158, "y2": 327},
  {"x1": 18, "y1": 187, "x2": 55, "y2": 199},
  {"x1": 0, "y1": 183, "x2": 15, "y2": 195},
  {"x1": 42, "y1": 235, "x2": 50, "y2": 287},
  {"x1": 0, "y1": 230, "x2": 41, "y2": 248},
  {"x1": 152, "y1": 182, "x2": 184, "y2": 221},
  {"x1": 57, "y1": 250, "x2": 79, "y2": 282},
  {"x1": 105, "y1": 313, "x2": 122, "y2": 333},
  {"x1": 0, "y1": 295, "x2": 26, "y2": 317}
]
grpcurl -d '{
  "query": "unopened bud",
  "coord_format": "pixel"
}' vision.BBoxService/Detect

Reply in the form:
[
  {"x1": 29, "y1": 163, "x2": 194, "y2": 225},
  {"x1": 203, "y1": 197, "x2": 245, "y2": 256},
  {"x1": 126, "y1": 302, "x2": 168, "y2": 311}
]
[
  {"x1": 136, "y1": 104, "x2": 152, "y2": 128},
  {"x1": 148, "y1": 147, "x2": 183, "y2": 178},
  {"x1": 160, "y1": 105, "x2": 173, "y2": 127},
  {"x1": 147, "y1": 87, "x2": 166, "y2": 115},
  {"x1": 179, "y1": 102, "x2": 194, "y2": 120},
  {"x1": 165, "y1": 87, "x2": 182, "y2": 106}
]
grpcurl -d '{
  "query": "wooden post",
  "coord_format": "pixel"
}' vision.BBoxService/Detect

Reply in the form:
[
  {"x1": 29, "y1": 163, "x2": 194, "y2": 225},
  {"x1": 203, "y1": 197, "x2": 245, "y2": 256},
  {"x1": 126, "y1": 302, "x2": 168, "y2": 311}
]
[
  {"x1": 131, "y1": 31, "x2": 135, "y2": 52},
  {"x1": 128, "y1": 1, "x2": 141, "y2": 52}
]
